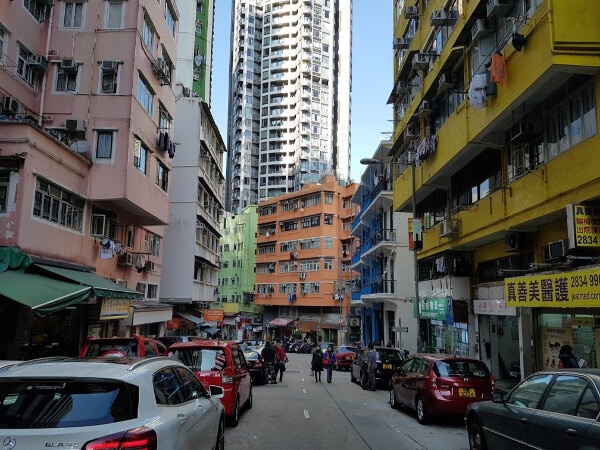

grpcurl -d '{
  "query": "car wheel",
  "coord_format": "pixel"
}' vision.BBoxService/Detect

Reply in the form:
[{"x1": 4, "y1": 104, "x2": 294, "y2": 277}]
[
  {"x1": 246, "y1": 388, "x2": 253, "y2": 410},
  {"x1": 468, "y1": 419, "x2": 487, "y2": 450},
  {"x1": 227, "y1": 397, "x2": 240, "y2": 427},
  {"x1": 389, "y1": 387, "x2": 398, "y2": 409},
  {"x1": 215, "y1": 417, "x2": 225, "y2": 450},
  {"x1": 416, "y1": 396, "x2": 432, "y2": 424}
]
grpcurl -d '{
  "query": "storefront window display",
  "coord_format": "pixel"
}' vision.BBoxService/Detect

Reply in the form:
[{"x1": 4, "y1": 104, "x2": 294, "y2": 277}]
[{"x1": 538, "y1": 312, "x2": 598, "y2": 369}]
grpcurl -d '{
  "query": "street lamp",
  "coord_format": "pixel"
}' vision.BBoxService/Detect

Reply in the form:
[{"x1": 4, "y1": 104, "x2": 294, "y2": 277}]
[{"x1": 360, "y1": 152, "x2": 421, "y2": 352}]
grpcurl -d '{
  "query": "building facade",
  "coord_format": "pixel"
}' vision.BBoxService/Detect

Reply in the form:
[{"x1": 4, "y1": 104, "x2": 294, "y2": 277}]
[
  {"x1": 216, "y1": 206, "x2": 262, "y2": 341},
  {"x1": 390, "y1": 0, "x2": 600, "y2": 378},
  {"x1": 351, "y1": 141, "x2": 418, "y2": 351},
  {"x1": 255, "y1": 175, "x2": 356, "y2": 344},
  {"x1": 225, "y1": 0, "x2": 353, "y2": 214},
  {"x1": 0, "y1": 0, "x2": 180, "y2": 358}
]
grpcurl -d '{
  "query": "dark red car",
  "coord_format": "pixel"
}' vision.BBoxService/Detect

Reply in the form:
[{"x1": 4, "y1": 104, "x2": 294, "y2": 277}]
[
  {"x1": 169, "y1": 340, "x2": 252, "y2": 426},
  {"x1": 79, "y1": 334, "x2": 167, "y2": 358},
  {"x1": 389, "y1": 353, "x2": 495, "y2": 424}
]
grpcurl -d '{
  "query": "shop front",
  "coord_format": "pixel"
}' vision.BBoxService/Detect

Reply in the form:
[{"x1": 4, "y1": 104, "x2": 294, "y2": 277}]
[
  {"x1": 506, "y1": 266, "x2": 600, "y2": 371},
  {"x1": 417, "y1": 296, "x2": 469, "y2": 355}
]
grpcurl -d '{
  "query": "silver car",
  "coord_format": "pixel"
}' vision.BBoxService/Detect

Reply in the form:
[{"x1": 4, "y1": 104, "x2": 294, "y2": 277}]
[{"x1": 0, "y1": 356, "x2": 225, "y2": 450}]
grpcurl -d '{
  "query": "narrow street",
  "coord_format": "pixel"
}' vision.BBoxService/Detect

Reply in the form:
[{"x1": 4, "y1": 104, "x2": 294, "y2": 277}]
[{"x1": 225, "y1": 353, "x2": 468, "y2": 450}]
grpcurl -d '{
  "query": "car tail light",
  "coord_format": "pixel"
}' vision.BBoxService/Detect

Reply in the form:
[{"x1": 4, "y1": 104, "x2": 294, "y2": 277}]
[
  {"x1": 222, "y1": 367, "x2": 235, "y2": 384},
  {"x1": 490, "y1": 374, "x2": 496, "y2": 391},
  {"x1": 427, "y1": 372, "x2": 438, "y2": 390},
  {"x1": 83, "y1": 427, "x2": 157, "y2": 450}
]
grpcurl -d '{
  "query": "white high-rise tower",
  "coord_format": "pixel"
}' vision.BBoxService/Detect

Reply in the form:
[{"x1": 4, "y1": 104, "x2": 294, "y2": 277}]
[{"x1": 225, "y1": 0, "x2": 352, "y2": 213}]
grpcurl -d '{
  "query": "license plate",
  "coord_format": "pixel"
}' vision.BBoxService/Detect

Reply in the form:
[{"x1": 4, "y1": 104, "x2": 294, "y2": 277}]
[
  {"x1": 459, "y1": 388, "x2": 475, "y2": 397},
  {"x1": 383, "y1": 363, "x2": 392, "y2": 369}
]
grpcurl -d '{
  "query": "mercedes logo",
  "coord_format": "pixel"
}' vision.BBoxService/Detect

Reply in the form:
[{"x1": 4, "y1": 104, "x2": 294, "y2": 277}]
[{"x1": 3, "y1": 437, "x2": 16, "y2": 450}]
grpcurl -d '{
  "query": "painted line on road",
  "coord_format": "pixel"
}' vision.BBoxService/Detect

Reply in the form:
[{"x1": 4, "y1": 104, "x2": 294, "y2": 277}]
[
  {"x1": 302, "y1": 389, "x2": 306, "y2": 394},
  {"x1": 304, "y1": 409, "x2": 310, "y2": 419}
]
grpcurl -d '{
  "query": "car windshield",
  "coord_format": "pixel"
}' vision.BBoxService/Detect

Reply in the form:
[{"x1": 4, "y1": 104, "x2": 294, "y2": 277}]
[
  {"x1": 377, "y1": 349, "x2": 403, "y2": 361},
  {"x1": 434, "y1": 360, "x2": 490, "y2": 378},
  {"x1": 244, "y1": 352, "x2": 260, "y2": 361},
  {"x1": 338, "y1": 346, "x2": 357, "y2": 353},
  {"x1": 172, "y1": 348, "x2": 227, "y2": 372},
  {"x1": 84, "y1": 341, "x2": 137, "y2": 357},
  {"x1": 0, "y1": 379, "x2": 137, "y2": 428}
]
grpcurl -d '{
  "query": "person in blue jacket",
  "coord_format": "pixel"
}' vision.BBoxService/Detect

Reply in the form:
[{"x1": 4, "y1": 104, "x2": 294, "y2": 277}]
[
  {"x1": 323, "y1": 345, "x2": 337, "y2": 383},
  {"x1": 558, "y1": 345, "x2": 579, "y2": 368}
]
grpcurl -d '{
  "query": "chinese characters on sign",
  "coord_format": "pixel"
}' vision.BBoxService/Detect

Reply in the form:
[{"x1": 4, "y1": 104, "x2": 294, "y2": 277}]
[
  {"x1": 568, "y1": 204, "x2": 600, "y2": 247},
  {"x1": 505, "y1": 267, "x2": 600, "y2": 307},
  {"x1": 416, "y1": 297, "x2": 448, "y2": 320},
  {"x1": 473, "y1": 299, "x2": 517, "y2": 316}
]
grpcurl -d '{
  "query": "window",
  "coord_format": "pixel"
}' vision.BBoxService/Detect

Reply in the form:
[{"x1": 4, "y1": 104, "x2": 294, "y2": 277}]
[
  {"x1": 17, "y1": 47, "x2": 37, "y2": 85},
  {"x1": 324, "y1": 214, "x2": 333, "y2": 225},
  {"x1": 165, "y1": 2, "x2": 176, "y2": 36},
  {"x1": 24, "y1": 0, "x2": 48, "y2": 22},
  {"x1": 0, "y1": 170, "x2": 10, "y2": 213},
  {"x1": 301, "y1": 215, "x2": 320, "y2": 228},
  {"x1": 55, "y1": 63, "x2": 78, "y2": 93},
  {"x1": 324, "y1": 237, "x2": 332, "y2": 248},
  {"x1": 325, "y1": 193, "x2": 333, "y2": 203},
  {"x1": 100, "y1": 62, "x2": 118, "y2": 94},
  {"x1": 96, "y1": 130, "x2": 114, "y2": 159},
  {"x1": 507, "y1": 373, "x2": 553, "y2": 408},
  {"x1": 62, "y1": 2, "x2": 84, "y2": 28},
  {"x1": 126, "y1": 224, "x2": 135, "y2": 248},
  {"x1": 142, "y1": 15, "x2": 155, "y2": 51},
  {"x1": 33, "y1": 177, "x2": 85, "y2": 232},
  {"x1": 133, "y1": 138, "x2": 147, "y2": 173},
  {"x1": 106, "y1": 1, "x2": 124, "y2": 29},
  {"x1": 147, "y1": 283, "x2": 158, "y2": 299},
  {"x1": 90, "y1": 205, "x2": 117, "y2": 238},
  {"x1": 156, "y1": 160, "x2": 169, "y2": 191},
  {"x1": 137, "y1": 75, "x2": 154, "y2": 116}
]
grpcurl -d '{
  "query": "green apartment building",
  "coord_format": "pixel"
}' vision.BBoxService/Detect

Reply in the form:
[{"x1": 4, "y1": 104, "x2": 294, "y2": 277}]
[{"x1": 218, "y1": 206, "x2": 262, "y2": 341}]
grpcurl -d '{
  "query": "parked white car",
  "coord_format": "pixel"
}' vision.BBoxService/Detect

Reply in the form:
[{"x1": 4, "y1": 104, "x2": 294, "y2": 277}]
[{"x1": 0, "y1": 356, "x2": 225, "y2": 450}]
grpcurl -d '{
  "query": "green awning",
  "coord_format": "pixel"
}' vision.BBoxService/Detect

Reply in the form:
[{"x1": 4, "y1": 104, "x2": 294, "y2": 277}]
[
  {"x1": 0, "y1": 246, "x2": 32, "y2": 273},
  {"x1": 0, "y1": 271, "x2": 91, "y2": 316},
  {"x1": 36, "y1": 265, "x2": 143, "y2": 300}
]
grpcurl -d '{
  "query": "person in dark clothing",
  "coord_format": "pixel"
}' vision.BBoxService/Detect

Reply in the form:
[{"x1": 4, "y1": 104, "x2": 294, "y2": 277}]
[
  {"x1": 558, "y1": 345, "x2": 580, "y2": 368},
  {"x1": 261, "y1": 341, "x2": 277, "y2": 383},
  {"x1": 311, "y1": 347, "x2": 324, "y2": 382}
]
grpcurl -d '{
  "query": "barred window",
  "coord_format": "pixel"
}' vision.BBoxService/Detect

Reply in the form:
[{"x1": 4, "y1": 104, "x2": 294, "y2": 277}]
[
  {"x1": 33, "y1": 177, "x2": 85, "y2": 232},
  {"x1": 301, "y1": 215, "x2": 320, "y2": 228}
]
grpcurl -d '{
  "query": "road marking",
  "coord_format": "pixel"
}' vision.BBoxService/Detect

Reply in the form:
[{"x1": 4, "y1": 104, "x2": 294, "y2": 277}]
[
  {"x1": 302, "y1": 389, "x2": 306, "y2": 394},
  {"x1": 301, "y1": 378, "x2": 305, "y2": 382},
  {"x1": 304, "y1": 409, "x2": 310, "y2": 419}
]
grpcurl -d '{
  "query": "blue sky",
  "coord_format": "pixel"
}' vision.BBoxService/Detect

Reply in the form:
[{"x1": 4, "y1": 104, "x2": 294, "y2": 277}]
[{"x1": 211, "y1": 1, "x2": 393, "y2": 182}]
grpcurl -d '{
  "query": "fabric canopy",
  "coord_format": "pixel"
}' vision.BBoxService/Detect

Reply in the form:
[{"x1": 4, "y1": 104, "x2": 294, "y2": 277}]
[
  {"x1": 36, "y1": 264, "x2": 143, "y2": 300},
  {"x1": 202, "y1": 327, "x2": 220, "y2": 337},
  {"x1": 0, "y1": 246, "x2": 32, "y2": 272},
  {"x1": 268, "y1": 317, "x2": 296, "y2": 327},
  {"x1": 0, "y1": 271, "x2": 91, "y2": 316},
  {"x1": 174, "y1": 311, "x2": 205, "y2": 325}
]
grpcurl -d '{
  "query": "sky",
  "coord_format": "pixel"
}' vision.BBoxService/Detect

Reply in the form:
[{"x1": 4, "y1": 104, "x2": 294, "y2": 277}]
[{"x1": 210, "y1": 0, "x2": 393, "y2": 182}]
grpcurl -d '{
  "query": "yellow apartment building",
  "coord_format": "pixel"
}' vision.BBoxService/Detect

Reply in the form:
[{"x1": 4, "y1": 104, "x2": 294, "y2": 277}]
[{"x1": 390, "y1": 0, "x2": 600, "y2": 378}]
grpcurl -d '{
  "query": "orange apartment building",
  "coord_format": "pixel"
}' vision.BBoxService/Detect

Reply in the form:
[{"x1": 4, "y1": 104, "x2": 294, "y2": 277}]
[{"x1": 255, "y1": 175, "x2": 358, "y2": 345}]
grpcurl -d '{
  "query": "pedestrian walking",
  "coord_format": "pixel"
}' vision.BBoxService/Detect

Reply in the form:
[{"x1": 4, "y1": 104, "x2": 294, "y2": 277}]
[
  {"x1": 323, "y1": 344, "x2": 337, "y2": 383},
  {"x1": 261, "y1": 341, "x2": 277, "y2": 384},
  {"x1": 274, "y1": 342, "x2": 288, "y2": 382},
  {"x1": 311, "y1": 346, "x2": 324, "y2": 383},
  {"x1": 364, "y1": 342, "x2": 378, "y2": 391}
]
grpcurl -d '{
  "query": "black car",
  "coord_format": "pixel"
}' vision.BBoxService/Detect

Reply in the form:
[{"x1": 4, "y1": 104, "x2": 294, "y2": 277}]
[
  {"x1": 351, "y1": 347, "x2": 405, "y2": 389},
  {"x1": 465, "y1": 369, "x2": 600, "y2": 450},
  {"x1": 244, "y1": 350, "x2": 266, "y2": 385}
]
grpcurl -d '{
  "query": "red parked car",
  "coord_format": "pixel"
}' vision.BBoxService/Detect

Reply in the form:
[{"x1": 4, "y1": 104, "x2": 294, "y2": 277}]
[
  {"x1": 79, "y1": 334, "x2": 167, "y2": 358},
  {"x1": 334, "y1": 345, "x2": 357, "y2": 370},
  {"x1": 169, "y1": 340, "x2": 252, "y2": 426},
  {"x1": 389, "y1": 353, "x2": 495, "y2": 424}
]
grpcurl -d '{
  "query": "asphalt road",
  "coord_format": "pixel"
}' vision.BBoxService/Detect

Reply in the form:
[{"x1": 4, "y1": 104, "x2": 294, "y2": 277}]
[{"x1": 224, "y1": 352, "x2": 469, "y2": 450}]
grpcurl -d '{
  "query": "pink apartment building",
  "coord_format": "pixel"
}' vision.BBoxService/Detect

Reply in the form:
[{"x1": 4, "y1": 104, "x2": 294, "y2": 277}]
[{"x1": 0, "y1": 0, "x2": 179, "y2": 359}]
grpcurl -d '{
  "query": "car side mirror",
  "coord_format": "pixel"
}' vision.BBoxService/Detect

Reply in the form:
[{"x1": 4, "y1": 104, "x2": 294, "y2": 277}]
[
  {"x1": 210, "y1": 385, "x2": 225, "y2": 398},
  {"x1": 491, "y1": 391, "x2": 505, "y2": 403}
]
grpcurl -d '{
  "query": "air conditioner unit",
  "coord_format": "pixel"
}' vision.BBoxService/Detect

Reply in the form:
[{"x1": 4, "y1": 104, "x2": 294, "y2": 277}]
[
  {"x1": 393, "y1": 37, "x2": 411, "y2": 49},
  {"x1": 28, "y1": 54, "x2": 49, "y2": 71},
  {"x1": 486, "y1": 0, "x2": 515, "y2": 17},
  {"x1": 61, "y1": 59, "x2": 77, "y2": 72},
  {"x1": 154, "y1": 58, "x2": 170, "y2": 83},
  {"x1": 439, "y1": 219, "x2": 457, "y2": 237},
  {"x1": 430, "y1": 9, "x2": 457, "y2": 26},
  {"x1": 145, "y1": 261, "x2": 155, "y2": 271},
  {"x1": 505, "y1": 232, "x2": 523, "y2": 252},
  {"x1": 65, "y1": 119, "x2": 86, "y2": 132},
  {"x1": 510, "y1": 122, "x2": 536, "y2": 142},
  {"x1": 471, "y1": 19, "x2": 494, "y2": 41},
  {"x1": 418, "y1": 100, "x2": 434, "y2": 117},
  {"x1": 101, "y1": 61, "x2": 118, "y2": 72},
  {"x1": 412, "y1": 53, "x2": 431, "y2": 71},
  {"x1": 404, "y1": 5, "x2": 419, "y2": 19},
  {"x1": 349, "y1": 318, "x2": 360, "y2": 327},
  {"x1": 118, "y1": 253, "x2": 134, "y2": 266},
  {"x1": 193, "y1": 72, "x2": 199, "y2": 81},
  {"x1": 3, "y1": 96, "x2": 20, "y2": 114},
  {"x1": 548, "y1": 239, "x2": 570, "y2": 260},
  {"x1": 438, "y1": 73, "x2": 456, "y2": 92},
  {"x1": 404, "y1": 124, "x2": 417, "y2": 139}
]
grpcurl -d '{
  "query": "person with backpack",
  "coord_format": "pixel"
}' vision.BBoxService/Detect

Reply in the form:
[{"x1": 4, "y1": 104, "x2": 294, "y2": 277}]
[
  {"x1": 311, "y1": 346, "x2": 324, "y2": 382},
  {"x1": 323, "y1": 344, "x2": 337, "y2": 383}
]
